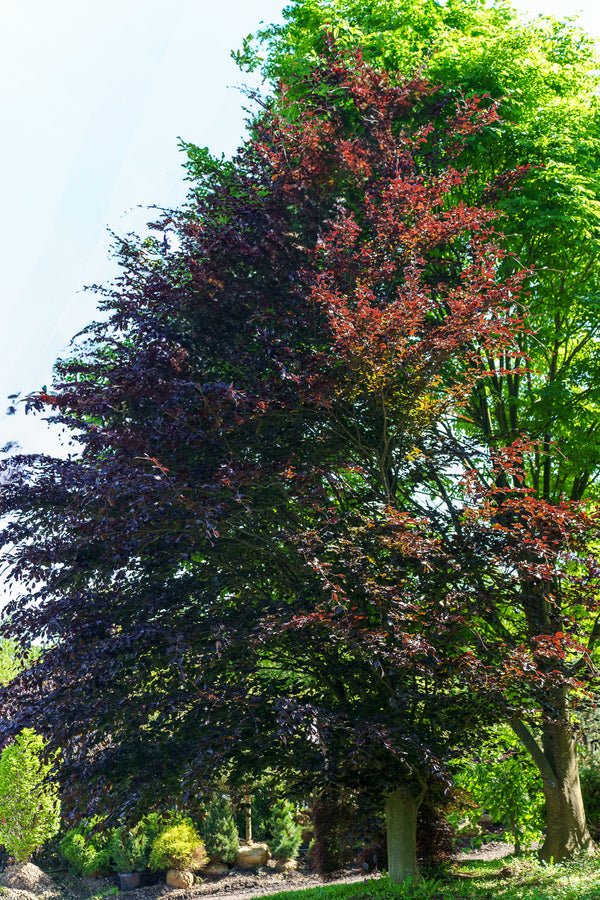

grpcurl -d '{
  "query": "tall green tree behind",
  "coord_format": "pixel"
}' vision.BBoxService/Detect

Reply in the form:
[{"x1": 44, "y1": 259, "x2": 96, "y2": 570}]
[
  {"x1": 242, "y1": 0, "x2": 600, "y2": 499},
  {"x1": 238, "y1": 0, "x2": 600, "y2": 862}
]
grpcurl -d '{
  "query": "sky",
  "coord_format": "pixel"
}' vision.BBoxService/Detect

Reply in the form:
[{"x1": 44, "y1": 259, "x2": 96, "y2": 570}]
[{"x1": 0, "y1": 0, "x2": 599, "y2": 458}]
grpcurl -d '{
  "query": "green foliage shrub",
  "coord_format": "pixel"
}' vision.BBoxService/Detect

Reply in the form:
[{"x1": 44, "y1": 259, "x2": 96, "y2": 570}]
[
  {"x1": 149, "y1": 819, "x2": 204, "y2": 871},
  {"x1": 580, "y1": 756, "x2": 600, "y2": 840},
  {"x1": 452, "y1": 726, "x2": 544, "y2": 853},
  {"x1": 59, "y1": 823, "x2": 112, "y2": 877},
  {"x1": 202, "y1": 795, "x2": 239, "y2": 863},
  {"x1": 0, "y1": 728, "x2": 61, "y2": 863},
  {"x1": 137, "y1": 811, "x2": 169, "y2": 849},
  {"x1": 270, "y1": 800, "x2": 303, "y2": 861},
  {"x1": 110, "y1": 825, "x2": 150, "y2": 873}
]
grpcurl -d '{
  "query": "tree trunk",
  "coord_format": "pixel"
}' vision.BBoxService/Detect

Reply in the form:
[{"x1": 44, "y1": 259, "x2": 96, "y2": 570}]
[
  {"x1": 539, "y1": 721, "x2": 594, "y2": 862},
  {"x1": 385, "y1": 789, "x2": 419, "y2": 883},
  {"x1": 510, "y1": 708, "x2": 595, "y2": 862}
]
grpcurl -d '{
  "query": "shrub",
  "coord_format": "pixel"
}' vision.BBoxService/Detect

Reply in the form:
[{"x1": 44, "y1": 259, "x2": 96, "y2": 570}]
[
  {"x1": 452, "y1": 726, "x2": 544, "y2": 853},
  {"x1": 580, "y1": 757, "x2": 600, "y2": 841},
  {"x1": 137, "y1": 811, "x2": 166, "y2": 848},
  {"x1": 149, "y1": 819, "x2": 204, "y2": 871},
  {"x1": 416, "y1": 799, "x2": 454, "y2": 870},
  {"x1": 110, "y1": 825, "x2": 150, "y2": 874},
  {"x1": 270, "y1": 800, "x2": 302, "y2": 861},
  {"x1": 311, "y1": 793, "x2": 354, "y2": 875},
  {"x1": 59, "y1": 823, "x2": 112, "y2": 877},
  {"x1": 202, "y1": 795, "x2": 239, "y2": 863},
  {"x1": 0, "y1": 728, "x2": 61, "y2": 863}
]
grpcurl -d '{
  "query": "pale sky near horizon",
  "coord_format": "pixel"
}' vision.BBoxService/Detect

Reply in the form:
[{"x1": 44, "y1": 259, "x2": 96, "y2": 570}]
[{"x1": 0, "y1": 0, "x2": 599, "y2": 459}]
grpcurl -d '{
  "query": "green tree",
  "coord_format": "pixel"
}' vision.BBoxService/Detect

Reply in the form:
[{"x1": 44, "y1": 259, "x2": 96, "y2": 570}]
[
  {"x1": 454, "y1": 726, "x2": 544, "y2": 854},
  {"x1": 0, "y1": 728, "x2": 61, "y2": 863},
  {"x1": 201, "y1": 796, "x2": 239, "y2": 864},
  {"x1": 240, "y1": 0, "x2": 600, "y2": 862},
  {"x1": 0, "y1": 637, "x2": 39, "y2": 686},
  {"x1": 269, "y1": 799, "x2": 302, "y2": 861}
]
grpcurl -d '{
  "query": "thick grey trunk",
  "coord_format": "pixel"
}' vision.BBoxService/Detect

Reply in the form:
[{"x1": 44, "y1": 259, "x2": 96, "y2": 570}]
[
  {"x1": 539, "y1": 722, "x2": 594, "y2": 862},
  {"x1": 385, "y1": 789, "x2": 419, "y2": 883},
  {"x1": 510, "y1": 709, "x2": 595, "y2": 862}
]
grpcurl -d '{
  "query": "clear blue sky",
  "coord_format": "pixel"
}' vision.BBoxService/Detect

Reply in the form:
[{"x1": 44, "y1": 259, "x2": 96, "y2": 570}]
[{"x1": 0, "y1": 0, "x2": 598, "y2": 457}]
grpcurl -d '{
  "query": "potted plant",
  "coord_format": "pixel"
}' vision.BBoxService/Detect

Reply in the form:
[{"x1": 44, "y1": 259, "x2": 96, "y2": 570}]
[{"x1": 110, "y1": 825, "x2": 149, "y2": 890}]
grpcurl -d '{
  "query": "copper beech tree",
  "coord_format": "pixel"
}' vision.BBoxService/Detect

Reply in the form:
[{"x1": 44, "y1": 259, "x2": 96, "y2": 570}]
[{"x1": 1, "y1": 51, "x2": 599, "y2": 879}]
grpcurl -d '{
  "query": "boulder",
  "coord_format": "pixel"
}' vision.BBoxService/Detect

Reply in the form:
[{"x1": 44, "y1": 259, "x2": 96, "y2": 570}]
[
  {"x1": 455, "y1": 817, "x2": 482, "y2": 837},
  {"x1": 0, "y1": 863, "x2": 59, "y2": 894},
  {"x1": 274, "y1": 858, "x2": 298, "y2": 873},
  {"x1": 234, "y1": 842, "x2": 271, "y2": 867},
  {"x1": 166, "y1": 868, "x2": 194, "y2": 889},
  {"x1": 203, "y1": 862, "x2": 230, "y2": 875}
]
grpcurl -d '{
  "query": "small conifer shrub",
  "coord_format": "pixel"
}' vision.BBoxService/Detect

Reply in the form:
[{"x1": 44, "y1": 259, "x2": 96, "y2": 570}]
[
  {"x1": 59, "y1": 823, "x2": 112, "y2": 876},
  {"x1": 202, "y1": 795, "x2": 240, "y2": 863},
  {"x1": 270, "y1": 800, "x2": 302, "y2": 861},
  {"x1": 110, "y1": 825, "x2": 150, "y2": 873}
]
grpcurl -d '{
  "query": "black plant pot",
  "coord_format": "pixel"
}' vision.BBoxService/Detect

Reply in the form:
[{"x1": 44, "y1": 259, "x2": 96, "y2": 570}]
[{"x1": 118, "y1": 872, "x2": 141, "y2": 891}]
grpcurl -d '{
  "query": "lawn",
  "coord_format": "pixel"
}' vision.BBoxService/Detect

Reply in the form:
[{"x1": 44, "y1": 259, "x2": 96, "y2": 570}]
[{"x1": 262, "y1": 856, "x2": 600, "y2": 900}]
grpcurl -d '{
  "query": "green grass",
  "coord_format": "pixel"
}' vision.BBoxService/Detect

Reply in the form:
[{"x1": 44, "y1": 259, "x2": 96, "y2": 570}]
[{"x1": 261, "y1": 856, "x2": 600, "y2": 900}]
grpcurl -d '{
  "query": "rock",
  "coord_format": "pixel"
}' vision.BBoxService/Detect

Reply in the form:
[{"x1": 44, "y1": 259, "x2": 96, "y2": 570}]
[
  {"x1": 274, "y1": 858, "x2": 298, "y2": 873},
  {"x1": 202, "y1": 862, "x2": 230, "y2": 875},
  {"x1": 0, "y1": 863, "x2": 58, "y2": 894},
  {"x1": 234, "y1": 842, "x2": 271, "y2": 867},
  {"x1": 456, "y1": 817, "x2": 482, "y2": 837},
  {"x1": 166, "y1": 868, "x2": 194, "y2": 889}
]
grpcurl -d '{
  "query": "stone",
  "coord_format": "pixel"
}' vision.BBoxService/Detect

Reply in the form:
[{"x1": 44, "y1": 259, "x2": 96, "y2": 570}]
[
  {"x1": 274, "y1": 858, "x2": 298, "y2": 873},
  {"x1": 0, "y1": 863, "x2": 58, "y2": 894},
  {"x1": 166, "y1": 868, "x2": 194, "y2": 889},
  {"x1": 234, "y1": 842, "x2": 271, "y2": 867},
  {"x1": 456, "y1": 817, "x2": 482, "y2": 837},
  {"x1": 202, "y1": 862, "x2": 230, "y2": 875}
]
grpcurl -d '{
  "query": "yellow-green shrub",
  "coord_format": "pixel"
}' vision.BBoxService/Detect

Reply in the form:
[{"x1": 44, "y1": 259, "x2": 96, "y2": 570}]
[
  {"x1": 149, "y1": 819, "x2": 204, "y2": 871},
  {"x1": 0, "y1": 728, "x2": 61, "y2": 863}
]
